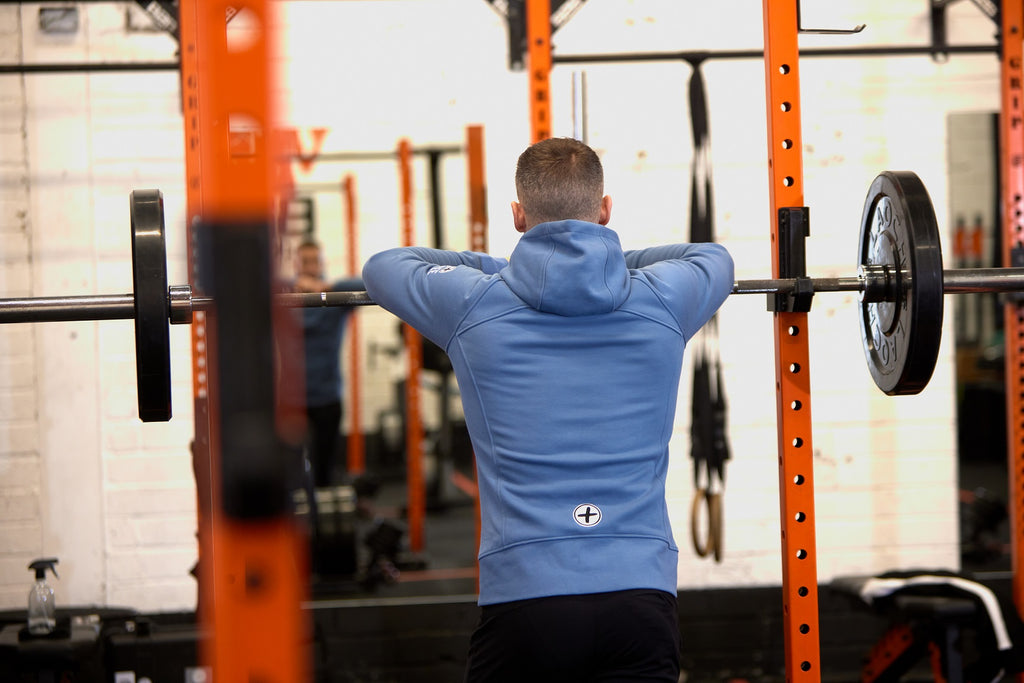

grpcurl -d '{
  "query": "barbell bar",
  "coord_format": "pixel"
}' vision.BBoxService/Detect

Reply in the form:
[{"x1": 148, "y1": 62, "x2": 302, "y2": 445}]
[
  {"x1": 0, "y1": 172, "x2": 1011, "y2": 421},
  {"x1": 4, "y1": 268, "x2": 1024, "y2": 324},
  {"x1": 0, "y1": 289, "x2": 376, "y2": 323}
]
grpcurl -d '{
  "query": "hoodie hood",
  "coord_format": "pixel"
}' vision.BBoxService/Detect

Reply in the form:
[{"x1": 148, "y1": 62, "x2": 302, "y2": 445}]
[{"x1": 500, "y1": 220, "x2": 630, "y2": 316}]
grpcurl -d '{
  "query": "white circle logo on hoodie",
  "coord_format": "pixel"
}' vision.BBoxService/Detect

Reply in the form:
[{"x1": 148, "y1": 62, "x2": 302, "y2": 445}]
[{"x1": 573, "y1": 503, "x2": 602, "y2": 527}]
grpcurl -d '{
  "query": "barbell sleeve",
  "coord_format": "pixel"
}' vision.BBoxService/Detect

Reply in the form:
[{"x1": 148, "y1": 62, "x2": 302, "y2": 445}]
[
  {"x1": 0, "y1": 294, "x2": 136, "y2": 323},
  {"x1": 941, "y1": 267, "x2": 1024, "y2": 294},
  {"x1": 731, "y1": 267, "x2": 1024, "y2": 296}
]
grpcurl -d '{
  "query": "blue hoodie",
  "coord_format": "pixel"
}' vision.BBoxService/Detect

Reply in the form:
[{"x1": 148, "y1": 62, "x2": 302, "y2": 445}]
[{"x1": 363, "y1": 220, "x2": 734, "y2": 605}]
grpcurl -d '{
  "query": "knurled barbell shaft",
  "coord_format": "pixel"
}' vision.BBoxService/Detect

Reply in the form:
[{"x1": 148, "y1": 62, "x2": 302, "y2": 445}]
[
  {"x1": 4, "y1": 266, "x2": 1024, "y2": 324},
  {"x1": 195, "y1": 291, "x2": 380, "y2": 308},
  {"x1": 733, "y1": 277, "x2": 864, "y2": 295}
]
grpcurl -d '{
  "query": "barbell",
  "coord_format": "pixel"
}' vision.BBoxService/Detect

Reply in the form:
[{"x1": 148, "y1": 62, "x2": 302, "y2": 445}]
[{"x1": 0, "y1": 172, "x2": 1020, "y2": 422}]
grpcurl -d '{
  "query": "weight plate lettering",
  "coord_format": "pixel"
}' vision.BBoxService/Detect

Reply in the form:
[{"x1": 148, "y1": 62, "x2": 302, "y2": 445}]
[
  {"x1": 131, "y1": 189, "x2": 172, "y2": 421},
  {"x1": 858, "y1": 171, "x2": 944, "y2": 395}
]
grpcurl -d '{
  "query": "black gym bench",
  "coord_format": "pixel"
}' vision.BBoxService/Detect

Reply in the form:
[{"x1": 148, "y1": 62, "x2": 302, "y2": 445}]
[{"x1": 831, "y1": 572, "x2": 1023, "y2": 682}]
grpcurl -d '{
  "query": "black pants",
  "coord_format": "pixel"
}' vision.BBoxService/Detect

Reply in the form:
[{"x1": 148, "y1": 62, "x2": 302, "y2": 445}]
[
  {"x1": 307, "y1": 401, "x2": 342, "y2": 487},
  {"x1": 464, "y1": 589, "x2": 680, "y2": 683}
]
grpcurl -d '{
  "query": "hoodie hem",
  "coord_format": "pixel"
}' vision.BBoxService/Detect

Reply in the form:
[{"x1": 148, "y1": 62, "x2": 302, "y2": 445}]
[{"x1": 477, "y1": 535, "x2": 678, "y2": 606}]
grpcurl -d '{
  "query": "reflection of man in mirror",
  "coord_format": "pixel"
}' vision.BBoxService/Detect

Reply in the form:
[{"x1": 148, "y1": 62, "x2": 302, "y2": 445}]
[{"x1": 289, "y1": 239, "x2": 363, "y2": 487}]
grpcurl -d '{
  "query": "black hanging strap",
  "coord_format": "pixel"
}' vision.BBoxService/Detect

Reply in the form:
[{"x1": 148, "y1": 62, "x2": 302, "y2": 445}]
[
  {"x1": 688, "y1": 60, "x2": 731, "y2": 562},
  {"x1": 688, "y1": 62, "x2": 713, "y2": 244}
]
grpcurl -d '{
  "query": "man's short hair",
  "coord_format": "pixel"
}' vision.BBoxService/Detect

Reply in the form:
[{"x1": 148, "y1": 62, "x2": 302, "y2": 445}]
[{"x1": 515, "y1": 137, "x2": 604, "y2": 224}]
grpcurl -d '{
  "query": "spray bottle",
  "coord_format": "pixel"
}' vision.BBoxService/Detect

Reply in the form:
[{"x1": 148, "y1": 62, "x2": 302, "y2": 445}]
[{"x1": 27, "y1": 557, "x2": 59, "y2": 635}]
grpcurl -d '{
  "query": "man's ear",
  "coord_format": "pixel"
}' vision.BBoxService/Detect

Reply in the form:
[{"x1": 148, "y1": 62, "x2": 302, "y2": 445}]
[
  {"x1": 511, "y1": 201, "x2": 528, "y2": 233},
  {"x1": 598, "y1": 195, "x2": 613, "y2": 226}
]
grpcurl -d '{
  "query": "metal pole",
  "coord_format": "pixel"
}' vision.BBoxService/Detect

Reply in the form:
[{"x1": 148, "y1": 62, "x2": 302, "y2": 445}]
[
  {"x1": 552, "y1": 43, "x2": 998, "y2": 66},
  {"x1": 428, "y1": 150, "x2": 445, "y2": 249},
  {"x1": 572, "y1": 71, "x2": 588, "y2": 143},
  {"x1": 943, "y1": 267, "x2": 1024, "y2": 292},
  {"x1": 0, "y1": 62, "x2": 179, "y2": 74},
  {"x1": 0, "y1": 294, "x2": 135, "y2": 322},
  {"x1": 8, "y1": 268, "x2": 1024, "y2": 324},
  {"x1": 732, "y1": 277, "x2": 862, "y2": 295},
  {"x1": 287, "y1": 146, "x2": 462, "y2": 164}
]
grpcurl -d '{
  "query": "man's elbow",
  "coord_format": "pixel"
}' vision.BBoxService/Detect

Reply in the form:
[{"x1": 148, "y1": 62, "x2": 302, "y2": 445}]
[{"x1": 362, "y1": 251, "x2": 396, "y2": 296}]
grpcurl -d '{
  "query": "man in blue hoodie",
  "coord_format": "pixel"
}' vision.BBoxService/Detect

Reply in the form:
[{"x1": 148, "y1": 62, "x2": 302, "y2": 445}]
[
  {"x1": 289, "y1": 239, "x2": 363, "y2": 488},
  {"x1": 363, "y1": 137, "x2": 734, "y2": 682}
]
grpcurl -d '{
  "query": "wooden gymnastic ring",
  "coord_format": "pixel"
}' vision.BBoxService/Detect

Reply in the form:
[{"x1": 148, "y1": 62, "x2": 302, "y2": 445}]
[
  {"x1": 708, "y1": 491, "x2": 723, "y2": 563},
  {"x1": 690, "y1": 489, "x2": 712, "y2": 558}
]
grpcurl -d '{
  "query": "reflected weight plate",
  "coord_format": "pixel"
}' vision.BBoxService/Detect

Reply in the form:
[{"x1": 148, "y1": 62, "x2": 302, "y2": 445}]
[
  {"x1": 130, "y1": 189, "x2": 172, "y2": 421},
  {"x1": 858, "y1": 171, "x2": 944, "y2": 395}
]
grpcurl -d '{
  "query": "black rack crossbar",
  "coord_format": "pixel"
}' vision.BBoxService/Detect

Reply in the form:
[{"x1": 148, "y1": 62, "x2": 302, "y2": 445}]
[
  {"x1": 553, "y1": 43, "x2": 998, "y2": 65},
  {"x1": 0, "y1": 62, "x2": 179, "y2": 74},
  {"x1": 289, "y1": 146, "x2": 463, "y2": 163}
]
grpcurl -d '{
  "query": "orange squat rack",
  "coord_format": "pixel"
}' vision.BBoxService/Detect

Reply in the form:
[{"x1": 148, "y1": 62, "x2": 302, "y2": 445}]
[
  {"x1": 398, "y1": 139, "x2": 428, "y2": 555},
  {"x1": 343, "y1": 174, "x2": 366, "y2": 476},
  {"x1": 523, "y1": 0, "x2": 823, "y2": 676},
  {"x1": 175, "y1": 0, "x2": 1024, "y2": 679},
  {"x1": 1002, "y1": 0, "x2": 1024, "y2": 641},
  {"x1": 181, "y1": 0, "x2": 310, "y2": 680},
  {"x1": 397, "y1": 128, "x2": 489, "y2": 557},
  {"x1": 761, "y1": 1, "x2": 821, "y2": 678},
  {"x1": 527, "y1": 0, "x2": 552, "y2": 143}
]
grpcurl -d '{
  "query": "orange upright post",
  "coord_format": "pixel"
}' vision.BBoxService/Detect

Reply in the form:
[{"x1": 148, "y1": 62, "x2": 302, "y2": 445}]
[
  {"x1": 343, "y1": 174, "x2": 366, "y2": 475},
  {"x1": 177, "y1": 0, "x2": 216, "y2": 639},
  {"x1": 399, "y1": 139, "x2": 426, "y2": 554},
  {"x1": 762, "y1": 1, "x2": 821, "y2": 679},
  {"x1": 191, "y1": 2, "x2": 309, "y2": 681},
  {"x1": 526, "y1": 0, "x2": 552, "y2": 143},
  {"x1": 466, "y1": 124, "x2": 488, "y2": 580},
  {"x1": 467, "y1": 125, "x2": 488, "y2": 254},
  {"x1": 1000, "y1": 0, "x2": 1024, "y2": 637}
]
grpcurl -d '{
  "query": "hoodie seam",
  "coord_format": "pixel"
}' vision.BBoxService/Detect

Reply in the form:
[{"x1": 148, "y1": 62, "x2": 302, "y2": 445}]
[
  {"x1": 478, "y1": 533, "x2": 677, "y2": 559},
  {"x1": 629, "y1": 275, "x2": 686, "y2": 335},
  {"x1": 454, "y1": 299, "x2": 531, "y2": 335},
  {"x1": 617, "y1": 305, "x2": 685, "y2": 337},
  {"x1": 447, "y1": 333, "x2": 510, "y2": 546},
  {"x1": 438, "y1": 276, "x2": 506, "y2": 351},
  {"x1": 600, "y1": 236, "x2": 618, "y2": 313},
  {"x1": 535, "y1": 240, "x2": 557, "y2": 312},
  {"x1": 443, "y1": 288, "x2": 529, "y2": 549}
]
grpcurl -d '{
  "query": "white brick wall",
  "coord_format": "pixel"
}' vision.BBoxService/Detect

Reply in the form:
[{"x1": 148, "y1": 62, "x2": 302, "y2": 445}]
[
  {"x1": 0, "y1": 3, "x2": 43, "y2": 612},
  {"x1": 0, "y1": 0, "x2": 1007, "y2": 614},
  {"x1": 0, "y1": 4, "x2": 193, "y2": 613}
]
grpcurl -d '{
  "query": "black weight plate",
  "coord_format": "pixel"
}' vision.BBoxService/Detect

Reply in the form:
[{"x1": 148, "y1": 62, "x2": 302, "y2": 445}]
[
  {"x1": 858, "y1": 171, "x2": 944, "y2": 395},
  {"x1": 130, "y1": 189, "x2": 172, "y2": 421}
]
